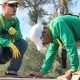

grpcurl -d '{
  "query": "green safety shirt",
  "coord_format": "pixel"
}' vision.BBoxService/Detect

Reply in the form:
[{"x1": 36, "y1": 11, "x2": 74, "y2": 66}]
[
  {"x1": 40, "y1": 15, "x2": 80, "y2": 74},
  {"x1": 0, "y1": 13, "x2": 22, "y2": 47}
]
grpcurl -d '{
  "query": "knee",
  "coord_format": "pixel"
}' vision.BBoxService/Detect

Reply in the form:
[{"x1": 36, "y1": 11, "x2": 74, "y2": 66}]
[
  {"x1": 14, "y1": 39, "x2": 28, "y2": 54},
  {"x1": 22, "y1": 39, "x2": 28, "y2": 49}
]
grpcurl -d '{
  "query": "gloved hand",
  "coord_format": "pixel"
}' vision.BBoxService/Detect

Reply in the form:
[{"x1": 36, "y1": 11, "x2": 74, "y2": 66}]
[
  {"x1": 8, "y1": 43, "x2": 21, "y2": 59},
  {"x1": 8, "y1": 27, "x2": 17, "y2": 35}
]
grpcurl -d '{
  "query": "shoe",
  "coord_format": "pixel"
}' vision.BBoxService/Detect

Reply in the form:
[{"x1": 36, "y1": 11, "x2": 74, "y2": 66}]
[{"x1": 5, "y1": 71, "x2": 19, "y2": 77}]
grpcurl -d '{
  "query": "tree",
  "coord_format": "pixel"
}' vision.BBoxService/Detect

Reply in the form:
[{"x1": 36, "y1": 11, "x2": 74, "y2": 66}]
[
  {"x1": 59, "y1": 0, "x2": 69, "y2": 15},
  {"x1": 19, "y1": 39, "x2": 44, "y2": 76},
  {"x1": 18, "y1": 0, "x2": 54, "y2": 25}
]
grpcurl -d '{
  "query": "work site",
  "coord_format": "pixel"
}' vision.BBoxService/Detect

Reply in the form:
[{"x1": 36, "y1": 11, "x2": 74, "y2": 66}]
[{"x1": 0, "y1": 0, "x2": 80, "y2": 80}]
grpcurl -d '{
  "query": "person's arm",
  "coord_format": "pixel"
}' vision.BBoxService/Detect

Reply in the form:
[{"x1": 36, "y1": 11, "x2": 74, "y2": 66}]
[
  {"x1": 0, "y1": 22, "x2": 10, "y2": 47},
  {"x1": 40, "y1": 39, "x2": 59, "y2": 74},
  {"x1": 0, "y1": 37, "x2": 10, "y2": 47},
  {"x1": 13, "y1": 17, "x2": 22, "y2": 40},
  {"x1": 55, "y1": 21, "x2": 79, "y2": 71}
]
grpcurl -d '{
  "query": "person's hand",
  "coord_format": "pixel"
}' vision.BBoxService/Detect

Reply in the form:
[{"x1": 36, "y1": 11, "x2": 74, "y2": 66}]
[
  {"x1": 29, "y1": 72, "x2": 44, "y2": 78},
  {"x1": 8, "y1": 43, "x2": 21, "y2": 59},
  {"x1": 65, "y1": 69, "x2": 75, "y2": 80},
  {"x1": 8, "y1": 27, "x2": 17, "y2": 35}
]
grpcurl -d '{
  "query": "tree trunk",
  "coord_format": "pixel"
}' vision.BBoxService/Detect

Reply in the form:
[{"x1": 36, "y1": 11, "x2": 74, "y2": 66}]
[{"x1": 59, "y1": 0, "x2": 69, "y2": 15}]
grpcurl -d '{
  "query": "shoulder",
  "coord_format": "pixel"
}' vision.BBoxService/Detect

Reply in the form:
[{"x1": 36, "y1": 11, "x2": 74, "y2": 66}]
[
  {"x1": 12, "y1": 16, "x2": 19, "y2": 22},
  {"x1": 53, "y1": 16, "x2": 64, "y2": 24},
  {"x1": 0, "y1": 13, "x2": 3, "y2": 20},
  {"x1": 49, "y1": 15, "x2": 70, "y2": 27},
  {"x1": 47, "y1": 16, "x2": 63, "y2": 28}
]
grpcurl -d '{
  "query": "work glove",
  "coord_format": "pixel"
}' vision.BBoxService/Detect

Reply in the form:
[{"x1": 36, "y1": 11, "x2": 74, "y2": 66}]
[
  {"x1": 8, "y1": 27, "x2": 17, "y2": 35},
  {"x1": 8, "y1": 43, "x2": 21, "y2": 59}
]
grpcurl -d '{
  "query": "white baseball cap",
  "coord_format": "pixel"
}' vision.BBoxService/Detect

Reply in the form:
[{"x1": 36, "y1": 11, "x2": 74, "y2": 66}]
[
  {"x1": 29, "y1": 23, "x2": 44, "y2": 51},
  {"x1": 0, "y1": 0, "x2": 18, "y2": 4}
]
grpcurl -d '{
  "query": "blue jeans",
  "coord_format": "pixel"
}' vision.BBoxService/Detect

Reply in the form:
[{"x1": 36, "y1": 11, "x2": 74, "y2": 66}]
[{"x1": 0, "y1": 39, "x2": 28, "y2": 72}]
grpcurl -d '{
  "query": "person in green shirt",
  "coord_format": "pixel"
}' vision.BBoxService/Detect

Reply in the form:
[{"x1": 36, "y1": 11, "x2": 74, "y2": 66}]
[
  {"x1": 29, "y1": 14, "x2": 80, "y2": 79},
  {"x1": 0, "y1": 0, "x2": 28, "y2": 76}
]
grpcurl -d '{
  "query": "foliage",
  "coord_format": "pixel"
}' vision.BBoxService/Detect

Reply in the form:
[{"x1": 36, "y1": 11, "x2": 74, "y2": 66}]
[
  {"x1": 19, "y1": 39, "x2": 44, "y2": 76},
  {"x1": 18, "y1": 0, "x2": 54, "y2": 25},
  {"x1": 28, "y1": 7, "x2": 46, "y2": 25},
  {"x1": 19, "y1": 0, "x2": 53, "y2": 7}
]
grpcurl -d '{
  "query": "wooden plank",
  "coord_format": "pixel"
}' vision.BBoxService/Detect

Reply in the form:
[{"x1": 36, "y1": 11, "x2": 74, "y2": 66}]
[
  {"x1": 0, "y1": 77, "x2": 56, "y2": 80},
  {"x1": 57, "y1": 74, "x2": 80, "y2": 80}
]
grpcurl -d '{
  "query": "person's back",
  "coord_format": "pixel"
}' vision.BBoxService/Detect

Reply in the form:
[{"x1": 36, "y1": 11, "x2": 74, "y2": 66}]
[{"x1": 53, "y1": 15, "x2": 80, "y2": 41}]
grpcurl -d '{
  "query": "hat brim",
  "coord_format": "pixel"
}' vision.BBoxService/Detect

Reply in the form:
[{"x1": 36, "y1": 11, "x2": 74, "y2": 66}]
[
  {"x1": 29, "y1": 23, "x2": 44, "y2": 51},
  {"x1": 7, "y1": 1, "x2": 19, "y2": 4}
]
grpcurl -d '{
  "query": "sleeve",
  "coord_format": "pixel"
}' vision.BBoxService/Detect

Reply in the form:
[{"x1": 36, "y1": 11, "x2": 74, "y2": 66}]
[
  {"x1": 0, "y1": 38, "x2": 10, "y2": 47},
  {"x1": 40, "y1": 39, "x2": 59, "y2": 74},
  {"x1": 0, "y1": 23, "x2": 10, "y2": 47},
  {"x1": 14, "y1": 17, "x2": 22, "y2": 40},
  {"x1": 55, "y1": 21, "x2": 79, "y2": 71}
]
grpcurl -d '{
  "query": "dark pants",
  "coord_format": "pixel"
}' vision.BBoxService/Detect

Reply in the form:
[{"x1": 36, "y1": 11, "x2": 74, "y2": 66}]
[
  {"x1": 0, "y1": 39, "x2": 28, "y2": 72},
  {"x1": 61, "y1": 48, "x2": 67, "y2": 69}
]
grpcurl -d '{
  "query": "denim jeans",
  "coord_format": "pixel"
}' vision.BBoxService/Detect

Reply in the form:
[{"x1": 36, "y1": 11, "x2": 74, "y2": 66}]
[{"x1": 0, "y1": 39, "x2": 28, "y2": 72}]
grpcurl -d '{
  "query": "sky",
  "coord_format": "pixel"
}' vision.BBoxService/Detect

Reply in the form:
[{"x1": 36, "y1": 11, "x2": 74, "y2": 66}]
[
  {"x1": 0, "y1": 0, "x2": 80, "y2": 40},
  {"x1": 16, "y1": 8, "x2": 30, "y2": 39},
  {"x1": 69, "y1": 0, "x2": 80, "y2": 14}
]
